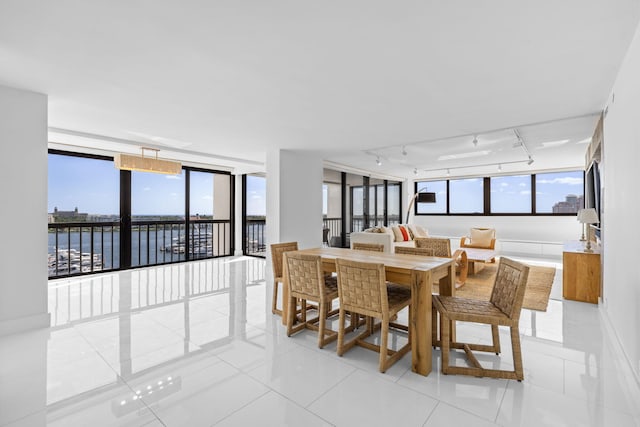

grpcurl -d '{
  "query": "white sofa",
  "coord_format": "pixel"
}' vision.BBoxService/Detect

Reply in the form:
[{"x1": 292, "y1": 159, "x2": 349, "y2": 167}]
[{"x1": 349, "y1": 224, "x2": 428, "y2": 253}]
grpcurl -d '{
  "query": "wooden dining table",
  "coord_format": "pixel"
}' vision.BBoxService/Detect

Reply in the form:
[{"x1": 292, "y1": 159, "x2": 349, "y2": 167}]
[{"x1": 282, "y1": 247, "x2": 455, "y2": 376}]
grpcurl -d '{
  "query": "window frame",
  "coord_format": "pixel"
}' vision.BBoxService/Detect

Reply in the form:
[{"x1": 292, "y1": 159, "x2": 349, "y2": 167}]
[{"x1": 414, "y1": 170, "x2": 584, "y2": 216}]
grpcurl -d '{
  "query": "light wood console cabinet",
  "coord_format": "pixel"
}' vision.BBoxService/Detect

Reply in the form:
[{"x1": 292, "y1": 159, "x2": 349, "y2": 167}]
[{"x1": 562, "y1": 241, "x2": 601, "y2": 304}]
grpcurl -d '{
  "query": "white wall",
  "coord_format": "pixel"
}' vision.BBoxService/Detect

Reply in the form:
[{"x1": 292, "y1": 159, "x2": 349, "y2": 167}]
[
  {"x1": 0, "y1": 85, "x2": 49, "y2": 335},
  {"x1": 326, "y1": 182, "x2": 342, "y2": 218},
  {"x1": 265, "y1": 150, "x2": 323, "y2": 281},
  {"x1": 601, "y1": 19, "x2": 640, "y2": 385},
  {"x1": 411, "y1": 209, "x2": 581, "y2": 257}
]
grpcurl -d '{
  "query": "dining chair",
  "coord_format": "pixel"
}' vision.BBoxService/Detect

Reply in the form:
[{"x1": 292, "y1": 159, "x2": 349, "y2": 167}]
[
  {"x1": 270, "y1": 242, "x2": 298, "y2": 316},
  {"x1": 432, "y1": 257, "x2": 530, "y2": 380},
  {"x1": 334, "y1": 258, "x2": 412, "y2": 373},
  {"x1": 284, "y1": 252, "x2": 344, "y2": 348},
  {"x1": 352, "y1": 242, "x2": 384, "y2": 252},
  {"x1": 394, "y1": 246, "x2": 434, "y2": 256},
  {"x1": 414, "y1": 237, "x2": 468, "y2": 287}
]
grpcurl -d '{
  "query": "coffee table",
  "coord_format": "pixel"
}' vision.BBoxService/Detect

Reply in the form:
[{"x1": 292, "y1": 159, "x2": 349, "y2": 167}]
[{"x1": 462, "y1": 248, "x2": 497, "y2": 274}]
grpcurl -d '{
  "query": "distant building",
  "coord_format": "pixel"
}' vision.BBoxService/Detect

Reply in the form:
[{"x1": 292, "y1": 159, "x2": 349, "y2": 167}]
[
  {"x1": 552, "y1": 194, "x2": 584, "y2": 213},
  {"x1": 49, "y1": 207, "x2": 88, "y2": 223}
]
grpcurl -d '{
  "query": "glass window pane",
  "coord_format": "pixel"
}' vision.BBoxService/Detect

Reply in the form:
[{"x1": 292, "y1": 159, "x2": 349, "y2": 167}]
[
  {"x1": 387, "y1": 183, "x2": 400, "y2": 225},
  {"x1": 491, "y1": 175, "x2": 531, "y2": 213},
  {"x1": 535, "y1": 171, "x2": 584, "y2": 213},
  {"x1": 416, "y1": 181, "x2": 447, "y2": 214},
  {"x1": 246, "y1": 175, "x2": 266, "y2": 216},
  {"x1": 189, "y1": 171, "x2": 214, "y2": 218},
  {"x1": 48, "y1": 154, "x2": 119, "y2": 221},
  {"x1": 450, "y1": 178, "x2": 484, "y2": 213},
  {"x1": 132, "y1": 170, "x2": 185, "y2": 217}
]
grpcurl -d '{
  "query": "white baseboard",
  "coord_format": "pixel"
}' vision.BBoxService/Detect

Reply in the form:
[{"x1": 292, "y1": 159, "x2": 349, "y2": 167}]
[{"x1": 0, "y1": 312, "x2": 50, "y2": 337}]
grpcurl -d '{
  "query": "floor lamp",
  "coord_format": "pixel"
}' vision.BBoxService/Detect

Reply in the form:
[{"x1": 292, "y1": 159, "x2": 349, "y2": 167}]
[{"x1": 405, "y1": 190, "x2": 436, "y2": 224}]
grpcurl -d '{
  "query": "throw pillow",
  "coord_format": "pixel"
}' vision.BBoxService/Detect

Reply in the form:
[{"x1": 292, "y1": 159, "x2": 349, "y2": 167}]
[
  {"x1": 398, "y1": 225, "x2": 412, "y2": 241},
  {"x1": 470, "y1": 228, "x2": 494, "y2": 247},
  {"x1": 408, "y1": 224, "x2": 429, "y2": 238},
  {"x1": 390, "y1": 226, "x2": 401, "y2": 242}
]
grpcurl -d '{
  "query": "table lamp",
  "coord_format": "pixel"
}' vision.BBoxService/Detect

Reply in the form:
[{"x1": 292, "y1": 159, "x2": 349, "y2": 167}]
[{"x1": 578, "y1": 208, "x2": 599, "y2": 252}]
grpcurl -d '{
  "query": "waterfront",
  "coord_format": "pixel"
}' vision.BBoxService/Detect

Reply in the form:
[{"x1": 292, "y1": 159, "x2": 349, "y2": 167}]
[{"x1": 47, "y1": 221, "x2": 254, "y2": 277}]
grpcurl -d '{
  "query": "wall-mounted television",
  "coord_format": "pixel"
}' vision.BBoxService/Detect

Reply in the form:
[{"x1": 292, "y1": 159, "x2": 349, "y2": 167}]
[{"x1": 585, "y1": 160, "x2": 602, "y2": 240}]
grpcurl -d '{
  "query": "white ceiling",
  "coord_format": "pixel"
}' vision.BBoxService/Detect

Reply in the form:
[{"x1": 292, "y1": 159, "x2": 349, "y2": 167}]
[{"x1": 1, "y1": 1, "x2": 638, "y2": 179}]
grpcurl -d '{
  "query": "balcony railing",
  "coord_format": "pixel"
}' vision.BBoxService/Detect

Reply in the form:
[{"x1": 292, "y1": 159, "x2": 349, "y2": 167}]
[
  {"x1": 245, "y1": 218, "x2": 266, "y2": 257},
  {"x1": 350, "y1": 215, "x2": 400, "y2": 232},
  {"x1": 48, "y1": 222, "x2": 119, "y2": 277},
  {"x1": 49, "y1": 219, "x2": 232, "y2": 278}
]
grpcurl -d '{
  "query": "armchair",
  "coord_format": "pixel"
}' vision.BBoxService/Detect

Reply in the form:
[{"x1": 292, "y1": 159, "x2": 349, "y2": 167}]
[{"x1": 460, "y1": 228, "x2": 496, "y2": 262}]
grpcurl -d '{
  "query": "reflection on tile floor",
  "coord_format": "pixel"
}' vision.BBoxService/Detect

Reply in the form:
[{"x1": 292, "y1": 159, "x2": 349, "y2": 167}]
[{"x1": 1, "y1": 255, "x2": 639, "y2": 426}]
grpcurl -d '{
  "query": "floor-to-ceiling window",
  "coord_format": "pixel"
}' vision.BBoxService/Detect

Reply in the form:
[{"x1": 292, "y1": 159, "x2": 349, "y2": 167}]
[
  {"x1": 48, "y1": 152, "x2": 120, "y2": 276},
  {"x1": 323, "y1": 169, "x2": 343, "y2": 246},
  {"x1": 243, "y1": 173, "x2": 266, "y2": 257},
  {"x1": 48, "y1": 150, "x2": 233, "y2": 278}
]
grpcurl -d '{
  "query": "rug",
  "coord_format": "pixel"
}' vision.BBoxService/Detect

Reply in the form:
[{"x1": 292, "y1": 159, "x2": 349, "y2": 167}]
[{"x1": 433, "y1": 262, "x2": 556, "y2": 312}]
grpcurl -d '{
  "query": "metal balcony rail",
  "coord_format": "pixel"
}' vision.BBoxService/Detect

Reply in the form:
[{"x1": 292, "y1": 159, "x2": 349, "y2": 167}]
[
  {"x1": 48, "y1": 219, "x2": 232, "y2": 279},
  {"x1": 245, "y1": 218, "x2": 266, "y2": 257}
]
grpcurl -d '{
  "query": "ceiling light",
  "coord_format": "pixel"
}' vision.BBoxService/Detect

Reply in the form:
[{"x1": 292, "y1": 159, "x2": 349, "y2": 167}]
[
  {"x1": 413, "y1": 168, "x2": 418, "y2": 175},
  {"x1": 402, "y1": 146, "x2": 408, "y2": 156},
  {"x1": 114, "y1": 147, "x2": 182, "y2": 175},
  {"x1": 472, "y1": 136, "x2": 478, "y2": 146},
  {"x1": 527, "y1": 156, "x2": 534, "y2": 165},
  {"x1": 498, "y1": 164, "x2": 502, "y2": 171},
  {"x1": 446, "y1": 169, "x2": 450, "y2": 176},
  {"x1": 376, "y1": 156, "x2": 382, "y2": 166}
]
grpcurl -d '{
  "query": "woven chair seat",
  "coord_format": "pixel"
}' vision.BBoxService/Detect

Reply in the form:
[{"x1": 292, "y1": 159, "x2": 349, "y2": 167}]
[
  {"x1": 386, "y1": 284, "x2": 412, "y2": 310},
  {"x1": 434, "y1": 296, "x2": 513, "y2": 325},
  {"x1": 289, "y1": 275, "x2": 338, "y2": 300}
]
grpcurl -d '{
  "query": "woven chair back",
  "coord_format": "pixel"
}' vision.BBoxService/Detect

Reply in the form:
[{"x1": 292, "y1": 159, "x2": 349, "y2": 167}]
[
  {"x1": 394, "y1": 246, "x2": 434, "y2": 257},
  {"x1": 284, "y1": 252, "x2": 326, "y2": 302},
  {"x1": 414, "y1": 237, "x2": 451, "y2": 257},
  {"x1": 490, "y1": 257, "x2": 530, "y2": 320},
  {"x1": 352, "y1": 242, "x2": 384, "y2": 252},
  {"x1": 270, "y1": 242, "x2": 298, "y2": 278},
  {"x1": 335, "y1": 258, "x2": 388, "y2": 318}
]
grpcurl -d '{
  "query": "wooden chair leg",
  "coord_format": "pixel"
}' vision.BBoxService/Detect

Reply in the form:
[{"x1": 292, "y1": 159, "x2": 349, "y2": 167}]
[
  {"x1": 491, "y1": 324, "x2": 501, "y2": 355},
  {"x1": 272, "y1": 280, "x2": 281, "y2": 315},
  {"x1": 440, "y1": 313, "x2": 450, "y2": 374},
  {"x1": 510, "y1": 326, "x2": 524, "y2": 381},
  {"x1": 286, "y1": 295, "x2": 297, "y2": 336},
  {"x1": 431, "y1": 302, "x2": 438, "y2": 348},
  {"x1": 337, "y1": 308, "x2": 346, "y2": 356},
  {"x1": 318, "y1": 302, "x2": 327, "y2": 348},
  {"x1": 379, "y1": 320, "x2": 389, "y2": 373}
]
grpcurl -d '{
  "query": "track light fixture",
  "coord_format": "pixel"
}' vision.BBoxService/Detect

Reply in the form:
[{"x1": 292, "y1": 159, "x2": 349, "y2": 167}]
[
  {"x1": 527, "y1": 156, "x2": 534, "y2": 165},
  {"x1": 402, "y1": 146, "x2": 408, "y2": 156},
  {"x1": 376, "y1": 156, "x2": 382, "y2": 166},
  {"x1": 446, "y1": 169, "x2": 450, "y2": 176},
  {"x1": 472, "y1": 135, "x2": 478, "y2": 146},
  {"x1": 498, "y1": 164, "x2": 502, "y2": 171},
  {"x1": 413, "y1": 167, "x2": 418, "y2": 175}
]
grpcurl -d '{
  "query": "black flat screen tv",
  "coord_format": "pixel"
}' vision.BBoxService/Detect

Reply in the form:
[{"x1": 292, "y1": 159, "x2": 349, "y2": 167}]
[{"x1": 585, "y1": 161, "x2": 601, "y2": 239}]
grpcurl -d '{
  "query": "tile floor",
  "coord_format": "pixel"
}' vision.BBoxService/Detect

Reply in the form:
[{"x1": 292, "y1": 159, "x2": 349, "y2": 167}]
[{"x1": 1, "y1": 255, "x2": 639, "y2": 426}]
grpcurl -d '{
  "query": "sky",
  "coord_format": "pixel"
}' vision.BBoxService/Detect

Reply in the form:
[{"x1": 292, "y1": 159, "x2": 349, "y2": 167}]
[
  {"x1": 48, "y1": 154, "x2": 231, "y2": 216},
  {"x1": 416, "y1": 171, "x2": 584, "y2": 214},
  {"x1": 49, "y1": 154, "x2": 582, "y2": 217}
]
